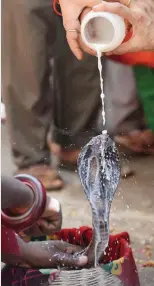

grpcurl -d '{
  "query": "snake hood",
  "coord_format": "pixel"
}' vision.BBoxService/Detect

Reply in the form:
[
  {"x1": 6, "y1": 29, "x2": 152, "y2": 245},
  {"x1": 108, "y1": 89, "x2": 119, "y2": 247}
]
[{"x1": 77, "y1": 134, "x2": 120, "y2": 266}]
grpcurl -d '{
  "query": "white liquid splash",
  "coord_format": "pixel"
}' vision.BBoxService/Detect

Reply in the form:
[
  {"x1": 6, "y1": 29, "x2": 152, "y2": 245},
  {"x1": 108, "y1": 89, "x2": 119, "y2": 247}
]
[
  {"x1": 96, "y1": 48, "x2": 107, "y2": 179},
  {"x1": 96, "y1": 49, "x2": 107, "y2": 135}
]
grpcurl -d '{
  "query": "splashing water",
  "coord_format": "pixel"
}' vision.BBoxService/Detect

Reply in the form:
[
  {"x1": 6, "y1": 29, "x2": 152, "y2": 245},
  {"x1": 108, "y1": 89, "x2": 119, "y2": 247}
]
[
  {"x1": 77, "y1": 135, "x2": 120, "y2": 266},
  {"x1": 76, "y1": 49, "x2": 120, "y2": 266},
  {"x1": 96, "y1": 48, "x2": 108, "y2": 177},
  {"x1": 50, "y1": 45, "x2": 121, "y2": 286}
]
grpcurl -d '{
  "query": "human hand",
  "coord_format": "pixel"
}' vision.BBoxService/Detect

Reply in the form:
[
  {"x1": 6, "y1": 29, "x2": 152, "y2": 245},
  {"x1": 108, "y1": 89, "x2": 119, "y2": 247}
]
[
  {"x1": 21, "y1": 196, "x2": 62, "y2": 237},
  {"x1": 58, "y1": 0, "x2": 101, "y2": 59},
  {"x1": 93, "y1": 0, "x2": 154, "y2": 54},
  {"x1": 21, "y1": 239, "x2": 87, "y2": 269},
  {"x1": 38, "y1": 195, "x2": 62, "y2": 234},
  {"x1": 79, "y1": 7, "x2": 98, "y2": 56}
]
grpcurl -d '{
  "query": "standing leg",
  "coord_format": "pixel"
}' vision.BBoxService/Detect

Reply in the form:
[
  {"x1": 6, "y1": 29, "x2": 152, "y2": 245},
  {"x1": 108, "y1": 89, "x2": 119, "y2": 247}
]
[
  {"x1": 103, "y1": 59, "x2": 145, "y2": 136},
  {"x1": 104, "y1": 59, "x2": 154, "y2": 154},
  {"x1": 49, "y1": 15, "x2": 101, "y2": 167},
  {"x1": 102, "y1": 59, "x2": 144, "y2": 177},
  {"x1": 2, "y1": 0, "x2": 63, "y2": 189}
]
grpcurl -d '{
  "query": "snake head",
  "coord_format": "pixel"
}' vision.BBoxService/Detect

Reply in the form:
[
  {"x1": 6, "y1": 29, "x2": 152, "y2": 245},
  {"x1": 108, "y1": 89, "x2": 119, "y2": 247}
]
[{"x1": 78, "y1": 134, "x2": 120, "y2": 214}]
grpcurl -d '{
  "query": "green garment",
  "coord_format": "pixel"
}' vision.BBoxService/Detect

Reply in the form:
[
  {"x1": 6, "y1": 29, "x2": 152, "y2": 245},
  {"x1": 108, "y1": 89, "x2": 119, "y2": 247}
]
[{"x1": 133, "y1": 66, "x2": 154, "y2": 131}]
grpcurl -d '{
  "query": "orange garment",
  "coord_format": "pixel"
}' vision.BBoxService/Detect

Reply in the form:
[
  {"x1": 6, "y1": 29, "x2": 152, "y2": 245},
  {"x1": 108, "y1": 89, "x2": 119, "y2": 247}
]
[
  {"x1": 110, "y1": 52, "x2": 154, "y2": 68},
  {"x1": 110, "y1": 31, "x2": 154, "y2": 68}
]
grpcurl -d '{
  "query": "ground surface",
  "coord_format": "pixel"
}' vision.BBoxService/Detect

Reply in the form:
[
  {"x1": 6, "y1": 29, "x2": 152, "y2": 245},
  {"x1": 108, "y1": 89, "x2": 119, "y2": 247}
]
[{"x1": 2, "y1": 124, "x2": 154, "y2": 285}]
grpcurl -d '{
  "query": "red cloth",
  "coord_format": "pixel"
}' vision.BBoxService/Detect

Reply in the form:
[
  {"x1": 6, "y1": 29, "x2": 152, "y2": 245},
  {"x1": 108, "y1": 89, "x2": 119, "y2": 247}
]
[
  {"x1": 1, "y1": 226, "x2": 20, "y2": 256},
  {"x1": 110, "y1": 52, "x2": 154, "y2": 68},
  {"x1": 52, "y1": 227, "x2": 140, "y2": 286},
  {"x1": 110, "y1": 31, "x2": 154, "y2": 68},
  {"x1": 55, "y1": 227, "x2": 131, "y2": 263},
  {"x1": 1, "y1": 227, "x2": 140, "y2": 286}
]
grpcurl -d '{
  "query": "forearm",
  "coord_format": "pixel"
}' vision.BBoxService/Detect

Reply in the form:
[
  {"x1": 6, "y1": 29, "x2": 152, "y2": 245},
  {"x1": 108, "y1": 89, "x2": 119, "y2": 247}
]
[
  {"x1": 2, "y1": 239, "x2": 53, "y2": 269},
  {"x1": 2, "y1": 235, "x2": 31, "y2": 268},
  {"x1": 1, "y1": 176, "x2": 34, "y2": 210},
  {"x1": 2, "y1": 235, "x2": 46, "y2": 269}
]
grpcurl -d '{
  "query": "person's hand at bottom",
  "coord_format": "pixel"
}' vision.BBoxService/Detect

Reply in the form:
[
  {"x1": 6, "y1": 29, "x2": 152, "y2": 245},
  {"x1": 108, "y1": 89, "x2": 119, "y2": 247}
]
[{"x1": 20, "y1": 239, "x2": 88, "y2": 269}]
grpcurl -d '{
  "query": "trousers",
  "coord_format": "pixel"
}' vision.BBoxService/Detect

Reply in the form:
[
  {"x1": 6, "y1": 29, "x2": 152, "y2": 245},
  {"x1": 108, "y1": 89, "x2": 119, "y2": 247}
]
[{"x1": 2, "y1": 0, "x2": 101, "y2": 168}]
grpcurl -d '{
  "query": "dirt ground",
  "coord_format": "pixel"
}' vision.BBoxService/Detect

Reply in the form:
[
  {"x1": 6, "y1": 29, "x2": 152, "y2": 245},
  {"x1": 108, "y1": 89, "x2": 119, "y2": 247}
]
[{"x1": 2, "y1": 124, "x2": 154, "y2": 285}]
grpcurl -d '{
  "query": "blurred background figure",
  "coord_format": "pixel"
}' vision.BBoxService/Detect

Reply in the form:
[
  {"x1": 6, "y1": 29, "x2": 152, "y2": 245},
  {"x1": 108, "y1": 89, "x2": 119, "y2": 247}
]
[
  {"x1": 103, "y1": 59, "x2": 154, "y2": 177},
  {"x1": 103, "y1": 60, "x2": 154, "y2": 156},
  {"x1": 2, "y1": 0, "x2": 102, "y2": 190},
  {"x1": 2, "y1": 0, "x2": 154, "y2": 191},
  {"x1": 1, "y1": 1, "x2": 154, "y2": 283}
]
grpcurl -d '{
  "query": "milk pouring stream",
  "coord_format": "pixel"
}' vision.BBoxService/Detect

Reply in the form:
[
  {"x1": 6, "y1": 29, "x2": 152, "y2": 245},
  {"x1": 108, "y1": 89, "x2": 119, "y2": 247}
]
[
  {"x1": 96, "y1": 49, "x2": 106, "y2": 131},
  {"x1": 65, "y1": 11, "x2": 124, "y2": 270},
  {"x1": 81, "y1": 11, "x2": 126, "y2": 131}
]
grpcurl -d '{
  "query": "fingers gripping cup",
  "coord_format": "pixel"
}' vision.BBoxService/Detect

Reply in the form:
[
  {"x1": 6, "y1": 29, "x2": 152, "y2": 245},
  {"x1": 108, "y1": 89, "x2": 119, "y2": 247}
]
[{"x1": 81, "y1": 11, "x2": 126, "y2": 53}]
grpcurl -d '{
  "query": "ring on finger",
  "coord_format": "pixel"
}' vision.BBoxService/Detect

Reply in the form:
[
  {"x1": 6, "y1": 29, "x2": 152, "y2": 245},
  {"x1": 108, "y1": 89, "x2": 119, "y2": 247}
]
[
  {"x1": 125, "y1": 0, "x2": 131, "y2": 7},
  {"x1": 66, "y1": 29, "x2": 78, "y2": 33}
]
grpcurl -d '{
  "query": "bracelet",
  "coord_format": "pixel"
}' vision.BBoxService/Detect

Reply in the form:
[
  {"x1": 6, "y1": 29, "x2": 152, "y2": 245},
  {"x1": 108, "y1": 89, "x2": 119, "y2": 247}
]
[
  {"x1": 53, "y1": 0, "x2": 62, "y2": 16},
  {"x1": 8, "y1": 207, "x2": 29, "y2": 216},
  {"x1": 1, "y1": 174, "x2": 47, "y2": 232}
]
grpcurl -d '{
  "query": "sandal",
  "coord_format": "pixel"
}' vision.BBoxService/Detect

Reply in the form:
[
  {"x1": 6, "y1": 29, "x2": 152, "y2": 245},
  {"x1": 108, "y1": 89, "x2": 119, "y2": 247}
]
[
  {"x1": 58, "y1": 149, "x2": 79, "y2": 171},
  {"x1": 49, "y1": 142, "x2": 79, "y2": 171},
  {"x1": 114, "y1": 129, "x2": 154, "y2": 154},
  {"x1": 14, "y1": 165, "x2": 64, "y2": 191}
]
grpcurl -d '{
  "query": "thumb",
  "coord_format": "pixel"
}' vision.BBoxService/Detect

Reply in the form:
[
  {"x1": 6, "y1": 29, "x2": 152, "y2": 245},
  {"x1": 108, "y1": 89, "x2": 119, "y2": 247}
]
[
  {"x1": 37, "y1": 218, "x2": 61, "y2": 233},
  {"x1": 93, "y1": 1, "x2": 133, "y2": 23},
  {"x1": 54, "y1": 252, "x2": 88, "y2": 268}
]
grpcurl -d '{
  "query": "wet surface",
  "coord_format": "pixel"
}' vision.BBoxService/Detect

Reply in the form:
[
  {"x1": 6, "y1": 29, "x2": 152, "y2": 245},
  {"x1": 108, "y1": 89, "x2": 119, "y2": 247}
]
[
  {"x1": 77, "y1": 134, "x2": 121, "y2": 265},
  {"x1": 2, "y1": 124, "x2": 154, "y2": 285}
]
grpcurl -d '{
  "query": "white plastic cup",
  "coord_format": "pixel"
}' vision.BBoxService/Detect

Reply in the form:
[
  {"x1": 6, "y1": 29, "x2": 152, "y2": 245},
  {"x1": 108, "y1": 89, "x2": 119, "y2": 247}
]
[{"x1": 81, "y1": 11, "x2": 126, "y2": 53}]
